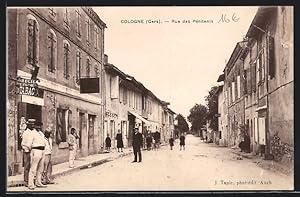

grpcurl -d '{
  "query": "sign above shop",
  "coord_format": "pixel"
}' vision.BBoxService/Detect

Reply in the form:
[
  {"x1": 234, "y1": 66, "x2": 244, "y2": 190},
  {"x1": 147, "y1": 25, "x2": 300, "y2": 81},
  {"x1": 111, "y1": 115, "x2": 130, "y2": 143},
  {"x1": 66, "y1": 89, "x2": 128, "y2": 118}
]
[
  {"x1": 16, "y1": 77, "x2": 43, "y2": 97},
  {"x1": 80, "y1": 78, "x2": 99, "y2": 93}
]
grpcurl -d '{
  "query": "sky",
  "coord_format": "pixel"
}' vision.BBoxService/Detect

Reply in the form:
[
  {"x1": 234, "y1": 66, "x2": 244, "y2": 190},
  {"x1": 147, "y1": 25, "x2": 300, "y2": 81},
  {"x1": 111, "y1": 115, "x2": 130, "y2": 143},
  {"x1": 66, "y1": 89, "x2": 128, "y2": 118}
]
[{"x1": 93, "y1": 6, "x2": 258, "y2": 119}]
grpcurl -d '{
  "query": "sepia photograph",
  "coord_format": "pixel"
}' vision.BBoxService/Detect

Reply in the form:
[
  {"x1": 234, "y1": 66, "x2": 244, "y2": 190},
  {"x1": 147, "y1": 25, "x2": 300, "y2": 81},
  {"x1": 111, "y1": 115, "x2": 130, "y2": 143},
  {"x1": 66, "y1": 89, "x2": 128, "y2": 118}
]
[{"x1": 6, "y1": 5, "x2": 294, "y2": 192}]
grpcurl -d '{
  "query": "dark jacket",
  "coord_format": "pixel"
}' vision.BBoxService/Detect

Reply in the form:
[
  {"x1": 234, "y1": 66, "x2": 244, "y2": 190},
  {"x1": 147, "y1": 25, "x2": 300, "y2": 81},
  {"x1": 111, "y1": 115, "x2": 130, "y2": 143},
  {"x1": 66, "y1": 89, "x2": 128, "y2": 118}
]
[
  {"x1": 116, "y1": 133, "x2": 124, "y2": 148},
  {"x1": 154, "y1": 131, "x2": 160, "y2": 143},
  {"x1": 132, "y1": 132, "x2": 143, "y2": 148},
  {"x1": 169, "y1": 138, "x2": 174, "y2": 146},
  {"x1": 180, "y1": 136, "x2": 185, "y2": 145},
  {"x1": 146, "y1": 136, "x2": 152, "y2": 144},
  {"x1": 105, "y1": 137, "x2": 111, "y2": 147}
]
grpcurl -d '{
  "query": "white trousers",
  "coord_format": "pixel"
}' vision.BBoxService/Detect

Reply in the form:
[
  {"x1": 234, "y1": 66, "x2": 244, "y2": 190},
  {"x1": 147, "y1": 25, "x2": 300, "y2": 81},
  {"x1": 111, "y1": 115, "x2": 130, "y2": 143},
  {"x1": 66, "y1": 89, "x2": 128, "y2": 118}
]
[
  {"x1": 69, "y1": 148, "x2": 77, "y2": 167},
  {"x1": 28, "y1": 149, "x2": 44, "y2": 187}
]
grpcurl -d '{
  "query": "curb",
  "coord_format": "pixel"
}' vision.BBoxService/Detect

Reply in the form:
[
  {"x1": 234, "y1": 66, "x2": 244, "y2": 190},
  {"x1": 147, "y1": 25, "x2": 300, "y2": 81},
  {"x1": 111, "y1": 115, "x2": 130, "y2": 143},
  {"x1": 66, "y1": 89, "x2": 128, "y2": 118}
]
[
  {"x1": 7, "y1": 151, "x2": 133, "y2": 188},
  {"x1": 232, "y1": 151, "x2": 253, "y2": 159}
]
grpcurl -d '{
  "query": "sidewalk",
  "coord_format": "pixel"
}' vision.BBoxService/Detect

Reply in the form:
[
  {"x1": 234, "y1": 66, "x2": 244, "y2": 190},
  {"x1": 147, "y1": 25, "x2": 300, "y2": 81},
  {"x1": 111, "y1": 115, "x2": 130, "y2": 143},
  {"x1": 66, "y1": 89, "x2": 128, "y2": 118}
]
[
  {"x1": 231, "y1": 147, "x2": 294, "y2": 176},
  {"x1": 7, "y1": 148, "x2": 133, "y2": 188}
]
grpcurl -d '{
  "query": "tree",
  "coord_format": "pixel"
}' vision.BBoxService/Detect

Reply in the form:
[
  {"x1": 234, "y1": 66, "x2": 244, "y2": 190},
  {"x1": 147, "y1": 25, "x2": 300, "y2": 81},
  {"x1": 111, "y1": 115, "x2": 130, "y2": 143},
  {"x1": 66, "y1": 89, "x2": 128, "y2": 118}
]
[
  {"x1": 205, "y1": 86, "x2": 219, "y2": 131},
  {"x1": 187, "y1": 104, "x2": 208, "y2": 133},
  {"x1": 175, "y1": 114, "x2": 189, "y2": 134}
]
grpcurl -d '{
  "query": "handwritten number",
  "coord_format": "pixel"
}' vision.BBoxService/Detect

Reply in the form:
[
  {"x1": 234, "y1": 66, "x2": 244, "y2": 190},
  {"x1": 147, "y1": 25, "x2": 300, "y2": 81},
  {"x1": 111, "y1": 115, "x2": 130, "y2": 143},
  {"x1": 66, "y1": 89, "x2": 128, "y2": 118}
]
[
  {"x1": 232, "y1": 13, "x2": 240, "y2": 22},
  {"x1": 218, "y1": 13, "x2": 240, "y2": 23}
]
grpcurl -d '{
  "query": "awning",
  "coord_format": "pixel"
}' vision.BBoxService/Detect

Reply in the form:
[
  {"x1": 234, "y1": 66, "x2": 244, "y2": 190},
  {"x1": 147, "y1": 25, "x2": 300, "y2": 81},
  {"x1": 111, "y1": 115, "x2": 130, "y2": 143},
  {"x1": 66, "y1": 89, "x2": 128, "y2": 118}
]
[
  {"x1": 255, "y1": 105, "x2": 267, "y2": 112},
  {"x1": 21, "y1": 95, "x2": 44, "y2": 106},
  {"x1": 128, "y1": 111, "x2": 149, "y2": 124}
]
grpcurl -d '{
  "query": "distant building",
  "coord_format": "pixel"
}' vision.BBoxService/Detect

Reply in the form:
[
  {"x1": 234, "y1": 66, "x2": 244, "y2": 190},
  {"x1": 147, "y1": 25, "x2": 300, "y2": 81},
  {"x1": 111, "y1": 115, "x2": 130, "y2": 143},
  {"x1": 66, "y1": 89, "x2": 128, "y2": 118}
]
[{"x1": 104, "y1": 55, "x2": 175, "y2": 148}]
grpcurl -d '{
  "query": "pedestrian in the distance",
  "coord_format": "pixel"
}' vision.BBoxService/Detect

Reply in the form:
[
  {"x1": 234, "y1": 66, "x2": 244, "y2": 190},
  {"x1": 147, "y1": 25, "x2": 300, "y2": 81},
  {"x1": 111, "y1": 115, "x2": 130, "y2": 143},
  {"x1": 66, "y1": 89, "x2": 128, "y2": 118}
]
[
  {"x1": 67, "y1": 128, "x2": 78, "y2": 168},
  {"x1": 180, "y1": 133, "x2": 185, "y2": 151},
  {"x1": 21, "y1": 118, "x2": 35, "y2": 187},
  {"x1": 154, "y1": 130, "x2": 160, "y2": 150},
  {"x1": 132, "y1": 128, "x2": 143, "y2": 163},
  {"x1": 42, "y1": 130, "x2": 55, "y2": 185},
  {"x1": 146, "y1": 134, "x2": 152, "y2": 151},
  {"x1": 169, "y1": 136, "x2": 174, "y2": 150},
  {"x1": 116, "y1": 130, "x2": 124, "y2": 152},
  {"x1": 105, "y1": 134, "x2": 111, "y2": 152}
]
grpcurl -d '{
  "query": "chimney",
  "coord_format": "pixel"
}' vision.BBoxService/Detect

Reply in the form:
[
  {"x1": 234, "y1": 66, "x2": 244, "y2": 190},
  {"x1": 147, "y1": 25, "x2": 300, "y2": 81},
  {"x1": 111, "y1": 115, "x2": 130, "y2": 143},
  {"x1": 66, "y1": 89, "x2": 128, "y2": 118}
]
[{"x1": 104, "y1": 54, "x2": 108, "y2": 65}]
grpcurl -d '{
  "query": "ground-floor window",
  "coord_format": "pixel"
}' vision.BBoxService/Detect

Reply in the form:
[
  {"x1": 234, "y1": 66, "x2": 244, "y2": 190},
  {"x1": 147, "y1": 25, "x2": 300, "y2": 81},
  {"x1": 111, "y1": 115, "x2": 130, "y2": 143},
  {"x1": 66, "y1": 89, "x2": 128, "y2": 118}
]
[{"x1": 56, "y1": 108, "x2": 72, "y2": 144}]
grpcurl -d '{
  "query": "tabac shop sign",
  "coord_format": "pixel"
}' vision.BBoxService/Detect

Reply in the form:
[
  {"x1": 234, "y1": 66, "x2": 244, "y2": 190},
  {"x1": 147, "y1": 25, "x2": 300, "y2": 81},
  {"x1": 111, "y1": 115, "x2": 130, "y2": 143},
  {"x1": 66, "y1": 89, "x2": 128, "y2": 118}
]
[{"x1": 16, "y1": 77, "x2": 41, "y2": 96}]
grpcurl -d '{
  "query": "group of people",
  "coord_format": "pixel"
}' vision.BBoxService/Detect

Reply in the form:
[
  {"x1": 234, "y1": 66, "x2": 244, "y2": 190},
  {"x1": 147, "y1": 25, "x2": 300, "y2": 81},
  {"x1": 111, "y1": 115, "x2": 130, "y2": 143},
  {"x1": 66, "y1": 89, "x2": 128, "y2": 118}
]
[
  {"x1": 20, "y1": 118, "x2": 54, "y2": 190},
  {"x1": 168, "y1": 133, "x2": 186, "y2": 151},
  {"x1": 105, "y1": 130, "x2": 124, "y2": 153},
  {"x1": 20, "y1": 117, "x2": 81, "y2": 190}
]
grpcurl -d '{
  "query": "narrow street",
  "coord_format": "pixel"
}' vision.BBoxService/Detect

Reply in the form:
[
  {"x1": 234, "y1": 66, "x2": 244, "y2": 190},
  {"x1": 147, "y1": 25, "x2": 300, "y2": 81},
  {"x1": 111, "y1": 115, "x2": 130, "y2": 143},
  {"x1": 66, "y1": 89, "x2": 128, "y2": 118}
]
[{"x1": 9, "y1": 134, "x2": 293, "y2": 191}]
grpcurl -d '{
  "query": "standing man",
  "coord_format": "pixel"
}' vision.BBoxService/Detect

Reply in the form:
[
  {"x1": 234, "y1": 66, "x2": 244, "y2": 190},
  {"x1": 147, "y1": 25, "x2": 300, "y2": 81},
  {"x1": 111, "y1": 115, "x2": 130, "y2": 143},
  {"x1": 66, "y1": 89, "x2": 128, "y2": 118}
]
[
  {"x1": 26, "y1": 121, "x2": 47, "y2": 190},
  {"x1": 21, "y1": 118, "x2": 34, "y2": 187},
  {"x1": 42, "y1": 130, "x2": 55, "y2": 184},
  {"x1": 180, "y1": 133, "x2": 186, "y2": 151},
  {"x1": 132, "y1": 128, "x2": 143, "y2": 163},
  {"x1": 146, "y1": 133, "x2": 152, "y2": 151},
  {"x1": 169, "y1": 136, "x2": 175, "y2": 150},
  {"x1": 67, "y1": 128, "x2": 78, "y2": 168},
  {"x1": 154, "y1": 130, "x2": 160, "y2": 150}
]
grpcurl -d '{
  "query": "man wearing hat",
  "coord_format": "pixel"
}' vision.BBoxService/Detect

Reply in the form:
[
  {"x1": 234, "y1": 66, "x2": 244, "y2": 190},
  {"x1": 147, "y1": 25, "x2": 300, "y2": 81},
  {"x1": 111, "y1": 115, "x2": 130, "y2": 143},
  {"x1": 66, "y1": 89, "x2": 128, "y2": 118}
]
[
  {"x1": 21, "y1": 118, "x2": 35, "y2": 187},
  {"x1": 24, "y1": 121, "x2": 47, "y2": 190},
  {"x1": 132, "y1": 127, "x2": 143, "y2": 163}
]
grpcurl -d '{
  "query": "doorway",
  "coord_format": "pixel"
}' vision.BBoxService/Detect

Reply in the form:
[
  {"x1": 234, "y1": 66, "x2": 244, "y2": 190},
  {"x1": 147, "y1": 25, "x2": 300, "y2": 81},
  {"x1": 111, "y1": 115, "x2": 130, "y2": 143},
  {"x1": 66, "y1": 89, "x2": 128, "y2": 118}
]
[
  {"x1": 128, "y1": 114, "x2": 135, "y2": 147},
  {"x1": 88, "y1": 115, "x2": 96, "y2": 155}
]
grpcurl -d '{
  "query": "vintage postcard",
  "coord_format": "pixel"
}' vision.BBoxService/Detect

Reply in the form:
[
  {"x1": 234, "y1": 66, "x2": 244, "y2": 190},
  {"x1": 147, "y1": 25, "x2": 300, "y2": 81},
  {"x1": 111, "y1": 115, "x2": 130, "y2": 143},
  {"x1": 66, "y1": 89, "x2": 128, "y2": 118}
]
[{"x1": 6, "y1": 6, "x2": 294, "y2": 192}]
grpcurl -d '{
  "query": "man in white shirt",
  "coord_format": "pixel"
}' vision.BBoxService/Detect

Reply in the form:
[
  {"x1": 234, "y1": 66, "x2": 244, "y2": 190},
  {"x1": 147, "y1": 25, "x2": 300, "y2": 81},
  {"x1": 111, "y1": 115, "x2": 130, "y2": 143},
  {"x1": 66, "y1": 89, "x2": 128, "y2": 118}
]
[
  {"x1": 24, "y1": 121, "x2": 47, "y2": 190},
  {"x1": 21, "y1": 119, "x2": 35, "y2": 187}
]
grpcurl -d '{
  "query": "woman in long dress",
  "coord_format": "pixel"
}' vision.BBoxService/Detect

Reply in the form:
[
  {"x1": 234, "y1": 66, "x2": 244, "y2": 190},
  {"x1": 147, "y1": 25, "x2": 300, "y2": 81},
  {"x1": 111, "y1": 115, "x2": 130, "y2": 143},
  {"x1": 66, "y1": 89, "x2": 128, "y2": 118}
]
[{"x1": 116, "y1": 130, "x2": 124, "y2": 152}]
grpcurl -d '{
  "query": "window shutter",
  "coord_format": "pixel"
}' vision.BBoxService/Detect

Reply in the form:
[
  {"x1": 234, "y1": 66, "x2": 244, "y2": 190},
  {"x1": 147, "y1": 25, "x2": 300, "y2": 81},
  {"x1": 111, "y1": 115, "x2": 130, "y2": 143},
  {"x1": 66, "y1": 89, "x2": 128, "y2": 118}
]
[
  {"x1": 268, "y1": 36, "x2": 275, "y2": 78},
  {"x1": 56, "y1": 108, "x2": 63, "y2": 144},
  {"x1": 68, "y1": 110, "x2": 72, "y2": 135}
]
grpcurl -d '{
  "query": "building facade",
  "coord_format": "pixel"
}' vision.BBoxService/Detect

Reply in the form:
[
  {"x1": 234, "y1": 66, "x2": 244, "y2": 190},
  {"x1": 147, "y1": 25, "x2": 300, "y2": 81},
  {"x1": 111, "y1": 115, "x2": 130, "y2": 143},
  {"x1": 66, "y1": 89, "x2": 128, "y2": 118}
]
[
  {"x1": 7, "y1": 7, "x2": 106, "y2": 176},
  {"x1": 217, "y1": 6, "x2": 293, "y2": 162},
  {"x1": 223, "y1": 41, "x2": 247, "y2": 147},
  {"x1": 245, "y1": 6, "x2": 294, "y2": 159},
  {"x1": 104, "y1": 57, "x2": 175, "y2": 148}
]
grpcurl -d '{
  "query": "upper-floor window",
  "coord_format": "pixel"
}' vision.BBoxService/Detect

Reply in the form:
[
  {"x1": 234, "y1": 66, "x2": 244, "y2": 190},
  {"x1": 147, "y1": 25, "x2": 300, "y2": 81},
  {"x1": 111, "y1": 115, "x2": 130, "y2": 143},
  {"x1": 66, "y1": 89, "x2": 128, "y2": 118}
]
[
  {"x1": 237, "y1": 75, "x2": 241, "y2": 98},
  {"x1": 231, "y1": 81, "x2": 235, "y2": 102},
  {"x1": 94, "y1": 26, "x2": 99, "y2": 50},
  {"x1": 27, "y1": 15, "x2": 39, "y2": 66},
  {"x1": 75, "y1": 50, "x2": 81, "y2": 85},
  {"x1": 86, "y1": 57, "x2": 91, "y2": 77},
  {"x1": 75, "y1": 9, "x2": 81, "y2": 38},
  {"x1": 86, "y1": 18, "x2": 90, "y2": 46},
  {"x1": 47, "y1": 29, "x2": 57, "y2": 73},
  {"x1": 94, "y1": 63, "x2": 100, "y2": 77},
  {"x1": 63, "y1": 8, "x2": 70, "y2": 30},
  {"x1": 48, "y1": 8, "x2": 57, "y2": 21},
  {"x1": 63, "y1": 40, "x2": 70, "y2": 79},
  {"x1": 123, "y1": 88, "x2": 128, "y2": 105}
]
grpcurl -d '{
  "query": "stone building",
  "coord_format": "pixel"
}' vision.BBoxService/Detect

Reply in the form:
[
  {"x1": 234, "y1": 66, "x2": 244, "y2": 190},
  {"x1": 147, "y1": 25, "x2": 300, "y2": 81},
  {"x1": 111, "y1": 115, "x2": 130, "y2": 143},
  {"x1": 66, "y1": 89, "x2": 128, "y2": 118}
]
[
  {"x1": 218, "y1": 6, "x2": 293, "y2": 162},
  {"x1": 223, "y1": 41, "x2": 248, "y2": 147},
  {"x1": 104, "y1": 57, "x2": 174, "y2": 148},
  {"x1": 7, "y1": 7, "x2": 106, "y2": 175},
  {"x1": 244, "y1": 6, "x2": 294, "y2": 159}
]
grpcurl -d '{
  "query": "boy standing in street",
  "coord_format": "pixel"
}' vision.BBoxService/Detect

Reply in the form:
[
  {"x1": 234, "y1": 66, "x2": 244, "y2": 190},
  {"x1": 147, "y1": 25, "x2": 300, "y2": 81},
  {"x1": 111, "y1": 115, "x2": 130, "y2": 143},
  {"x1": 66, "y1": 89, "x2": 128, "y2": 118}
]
[
  {"x1": 67, "y1": 128, "x2": 78, "y2": 168},
  {"x1": 42, "y1": 130, "x2": 55, "y2": 184}
]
